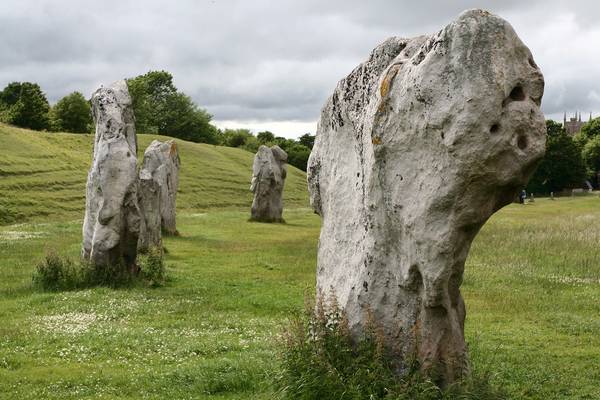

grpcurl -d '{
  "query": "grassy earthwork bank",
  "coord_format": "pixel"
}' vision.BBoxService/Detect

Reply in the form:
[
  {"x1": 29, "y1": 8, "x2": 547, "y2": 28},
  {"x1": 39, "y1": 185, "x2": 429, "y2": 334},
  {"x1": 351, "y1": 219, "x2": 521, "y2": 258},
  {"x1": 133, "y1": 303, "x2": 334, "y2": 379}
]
[
  {"x1": 0, "y1": 123, "x2": 308, "y2": 225},
  {"x1": 1, "y1": 126, "x2": 599, "y2": 399}
]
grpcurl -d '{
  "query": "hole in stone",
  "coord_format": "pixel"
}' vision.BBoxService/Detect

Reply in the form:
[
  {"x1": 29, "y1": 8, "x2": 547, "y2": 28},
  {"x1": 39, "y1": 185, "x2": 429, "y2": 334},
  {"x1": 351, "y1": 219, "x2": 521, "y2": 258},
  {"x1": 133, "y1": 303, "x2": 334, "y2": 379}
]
[
  {"x1": 517, "y1": 135, "x2": 528, "y2": 150},
  {"x1": 406, "y1": 264, "x2": 423, "y2": 292},
  {"x1": 509, "y1": 85, "x2": 525, "y2": 101},
  {"x1": 490, "y1": 123, "x2": 500, "y2": 133},
  {"x1": 440, "y1": 131, "x2": 445, "y2": 139}
]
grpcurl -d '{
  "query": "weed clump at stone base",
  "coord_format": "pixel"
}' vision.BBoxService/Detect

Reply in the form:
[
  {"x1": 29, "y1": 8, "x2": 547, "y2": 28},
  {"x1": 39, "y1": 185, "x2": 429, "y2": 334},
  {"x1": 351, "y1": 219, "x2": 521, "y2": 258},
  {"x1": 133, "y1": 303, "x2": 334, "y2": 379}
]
[
  {"x1": 275, "y1": 294, "x2": 508, "y2": 400},
  {"x1": 33, "y1": 247, "x2": 166, "y2": 290}
]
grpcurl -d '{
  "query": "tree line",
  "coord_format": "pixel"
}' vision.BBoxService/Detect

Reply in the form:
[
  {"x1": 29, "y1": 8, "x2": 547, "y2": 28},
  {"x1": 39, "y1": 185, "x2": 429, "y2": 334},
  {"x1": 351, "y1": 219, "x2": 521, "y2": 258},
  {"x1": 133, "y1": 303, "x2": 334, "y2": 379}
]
[
  {"x1": 0, "y1": 70, "x2": 314, "y2": 171},
  {"x1": 1, "y1": 72, "x2": 599, "y2": 184},
  {"x1": 0, "y1": 82, "x2": 91, "y2": 133},
  {"x1": 526, "y1": 119, "x2": 600, "y2": 194}
]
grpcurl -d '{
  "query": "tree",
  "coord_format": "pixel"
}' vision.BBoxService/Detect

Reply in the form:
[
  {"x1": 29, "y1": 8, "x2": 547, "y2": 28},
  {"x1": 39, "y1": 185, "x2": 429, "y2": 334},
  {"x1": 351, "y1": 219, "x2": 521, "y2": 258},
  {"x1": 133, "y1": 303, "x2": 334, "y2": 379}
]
[
  {"x1": 159, "y1": 92, "x2": 220, "y2": 144},
  {"x1": 0, "y1": 82, "x2": 22, "y2": 106},
  {"x1": 268, "y1": 136, "x2": 312, "y2": 171},
  {"x1": 571, "y1": 116, "x2": 600, "y2": 187},
  {"x1": 273, "y1": 136, "x2": 295, "y2": 150},
  {"x1": 257, "y1": 130, "x2": 275, "y2": 144},
  {"x1": 242, "y1": 135, "x2": 260, "y2": 153},
  {"x1": 527, "y1": 121, "x2": 586, "y2": 194},
  {"x1": 545, "y1": 119, "x2": 564, "y2": 137},
  {"x1": 582, "y1": 136, "x2": 600, "y2": 179},
  {"x1": 219, "y1": 127, "x2": 312, "y2": 171},
  {"x1": 0, "y1": 82, "x2": 50, "y2": 130},
  {"x1": 580, "y1": 117, "x2": 600, "y2": 140},
  {"x1": 286, "y1": 143, "x2": 311, "y2": 171},
  {"x1": 127, "y1": 70, "x2": 177, "y2": 134},
  {"x1": 50, "y1": 91, "x2": 92, "y2": 133},
  {"x1": 222, "y1": 129, "x2": 254, "y2": 148},
  {"x1": 298, "y1": 133, "x2": 315, "y2": 149},
  {"x1": 126, "y1": 70, "x2": 219, "y2": 143}
]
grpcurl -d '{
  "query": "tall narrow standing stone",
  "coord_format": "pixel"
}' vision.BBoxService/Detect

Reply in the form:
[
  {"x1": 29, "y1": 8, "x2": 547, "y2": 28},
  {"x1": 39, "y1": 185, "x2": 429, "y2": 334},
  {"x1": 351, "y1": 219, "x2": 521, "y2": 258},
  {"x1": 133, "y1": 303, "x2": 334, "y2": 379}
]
[
  {"x1": 307, "y1": 10, "x2": 545, "y2": 384},
  {"x1": 250, "y1": 145, "x2": 287, "y2": 222},
  {"x1": 139, "y1": 140, "x2": 180, "y2": 235},
  {"x1": 82, "y1": 80, "x2": 141, "y2": 270},
  {"x1": 137, "y1": 169, "x2": 161, "y2": 253}
]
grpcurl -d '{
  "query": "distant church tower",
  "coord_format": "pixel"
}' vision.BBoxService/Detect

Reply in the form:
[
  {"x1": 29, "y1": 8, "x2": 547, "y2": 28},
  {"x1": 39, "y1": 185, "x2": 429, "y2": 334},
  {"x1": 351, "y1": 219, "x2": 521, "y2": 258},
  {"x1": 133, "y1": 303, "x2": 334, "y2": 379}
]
[{"x1": 563, "y1": 111, "x2": 590, "y2": 136}]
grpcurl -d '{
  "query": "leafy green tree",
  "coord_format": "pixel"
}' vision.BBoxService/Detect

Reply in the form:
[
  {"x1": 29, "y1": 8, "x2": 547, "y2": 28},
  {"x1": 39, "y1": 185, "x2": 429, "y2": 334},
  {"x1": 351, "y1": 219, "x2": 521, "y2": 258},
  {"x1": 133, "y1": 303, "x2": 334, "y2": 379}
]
[
  {"x1": 257, "y1": 130, "x2": 275, "y2": 144},
  {"x1": 273, "y1": 136, "x2": 295, "y2": 150},
  {"x1": 222, "y1": 128, "x2": 254, "y2": 148},
  {"x1": 298, "y1": 133, "x2": 315, "y2": 149},
  {"x1": 570, "y1": 117, "x2": 600, "y2": 187},
  {"x1": 527, "y1": 121, "x2": 586, "y2": 194},
  {"x1": 580, "y1": 117, "x2": 600, "y2": 140},
  {"x1": 582, "y1": 136, "x2": 600, "y2": 178},
  {"x1": 127, "y1": 70, "x2": 219, "y2": 143},
  {"x1": 159, "y1": 92, "x2": 220, "y2": 144},
  {"x1": 0, "y1": 82, "x2": 22, "y2": 106},
  {"x1": 127, "y1": 70, "x2": 177, "y2": 134},
  {"x1": 545, "y1": 119, "x2": 564, "y2": 137},
  {"x1": 0, "y1": 82, "x2": 50, "y2": 130},
  {"x1": 269, "y1": 136, "x2": 311, "y2": 171},
  {"x1": 573, "y1": 132, "x2": 587, "y2": 152},
  {"x1": 242, "y1": 135, "x2": 260, "y2": 153},
  {"x1": 286, "y1": 143, "x2": 311, "y2": 171},
  {"x1": 219, "y1": 127, "x2": 313, "y2": 171},
  {"x1": 50, "y1": 91, "x2": 92, "y2": 133}
]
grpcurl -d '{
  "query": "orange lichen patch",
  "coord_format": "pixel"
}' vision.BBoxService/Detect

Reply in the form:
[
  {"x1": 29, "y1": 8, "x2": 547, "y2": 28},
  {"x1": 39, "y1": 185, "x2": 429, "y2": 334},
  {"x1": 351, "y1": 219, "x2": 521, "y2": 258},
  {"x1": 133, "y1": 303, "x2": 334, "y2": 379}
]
[
  {"x1": 377, "y1": 64, "x2": 401, "y2": 114},
  {"x1": 170, "y1": 142, "x2": 178, "y2": 156},
  {"x1": 372, "y1": 136, "x2": 382, "y2": 145},
  {"x1": 380, "y1": 64, "x2": 401, "y2": 98}
]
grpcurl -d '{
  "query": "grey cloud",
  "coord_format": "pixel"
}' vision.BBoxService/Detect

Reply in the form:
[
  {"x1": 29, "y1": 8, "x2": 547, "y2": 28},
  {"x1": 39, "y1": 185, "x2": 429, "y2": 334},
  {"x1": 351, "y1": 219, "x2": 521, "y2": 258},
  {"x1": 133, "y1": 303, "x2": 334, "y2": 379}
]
[{"x1": 0, "y1": 0, "x2": 599, "y2": 136}]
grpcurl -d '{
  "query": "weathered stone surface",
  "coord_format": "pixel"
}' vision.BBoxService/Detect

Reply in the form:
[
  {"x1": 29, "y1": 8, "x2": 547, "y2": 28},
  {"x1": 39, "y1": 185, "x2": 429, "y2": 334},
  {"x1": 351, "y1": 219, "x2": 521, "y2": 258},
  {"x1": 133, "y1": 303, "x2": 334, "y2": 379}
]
[
  {"x1": 307, "y1": 9, "x2": 545, "y2": 383},
  {"x1": 139, "y1": 140, "x2": 180, "y2": 235},
  {"x1": 250, "y1": 145, "x2": 288, "y2": 222},
  {"x1": 82, "y1": 80, "x2": 141, "y2": 269},
  {"x1": 137, "y1": 169, "x2": 161, "y2": 252}
]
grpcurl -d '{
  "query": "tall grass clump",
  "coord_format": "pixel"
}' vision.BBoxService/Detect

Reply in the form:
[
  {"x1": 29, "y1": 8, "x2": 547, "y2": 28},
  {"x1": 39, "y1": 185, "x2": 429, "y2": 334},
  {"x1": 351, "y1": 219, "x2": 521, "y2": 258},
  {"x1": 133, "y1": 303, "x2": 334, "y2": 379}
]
[
  {"x1": 138, "y1": 245, "x2": 166, "y2": 287},
  {"x1": 32, "y1": 251, "x2": 85, "y2": 291},
  {"x1": 84, "y1": 258, "x2": 135, "y2": 288},
  {"x1": 276, "y1": 294, "x2": 508, "y2": 400},
  {"x1": 33, "y1": 247, "x2": 166, "y2": 290}
]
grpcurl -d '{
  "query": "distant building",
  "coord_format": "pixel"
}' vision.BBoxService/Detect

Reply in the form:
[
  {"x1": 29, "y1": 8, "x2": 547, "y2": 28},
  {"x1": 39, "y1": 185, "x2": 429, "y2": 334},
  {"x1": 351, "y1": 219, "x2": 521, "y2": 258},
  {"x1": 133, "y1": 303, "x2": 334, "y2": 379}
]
[{"x1": 563, "y1": 111, "x2": 592, "y2": 136}]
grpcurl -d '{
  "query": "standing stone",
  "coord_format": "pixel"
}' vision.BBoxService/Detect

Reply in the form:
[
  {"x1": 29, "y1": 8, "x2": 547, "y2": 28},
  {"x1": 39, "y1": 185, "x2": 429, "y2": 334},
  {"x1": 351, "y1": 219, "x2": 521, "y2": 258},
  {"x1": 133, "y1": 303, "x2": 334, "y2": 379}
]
[
  {"x1": 250, "y1": 145, "x2": 288, "y2": 222},
  {"x1": 139, "y1": 140, "x2": 180, "y2": 235},
  {"x1": 137, "y1": 170, "x2": 161, "y2": 252},
  {"x1": 82, "y1": 80, "x2": 141, "y2": 270},
  {"x1": 307, "y1": 10, "x2": 545, "y2": 384}
]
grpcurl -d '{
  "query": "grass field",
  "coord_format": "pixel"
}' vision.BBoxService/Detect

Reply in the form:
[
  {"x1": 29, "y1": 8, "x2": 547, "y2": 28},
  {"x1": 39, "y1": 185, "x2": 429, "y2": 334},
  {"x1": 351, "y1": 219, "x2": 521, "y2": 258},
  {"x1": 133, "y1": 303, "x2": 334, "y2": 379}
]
[
  {"x1": 1, "y1": 127, "x2": 599, "y2": 399},
  {"x1": 0, "y1": 123, "x2": 309, "y2": 225}
]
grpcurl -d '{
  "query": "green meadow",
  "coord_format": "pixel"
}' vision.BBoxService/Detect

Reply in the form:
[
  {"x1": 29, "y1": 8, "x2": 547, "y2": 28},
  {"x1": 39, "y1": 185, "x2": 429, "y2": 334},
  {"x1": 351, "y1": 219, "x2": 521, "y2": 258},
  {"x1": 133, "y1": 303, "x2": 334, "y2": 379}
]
[
  {"x1": 1, "y1": 125, "x2": 599, "y2": 399},
  {"x1": 0, "y1": 123, "x2": 308, "y2": 225}
]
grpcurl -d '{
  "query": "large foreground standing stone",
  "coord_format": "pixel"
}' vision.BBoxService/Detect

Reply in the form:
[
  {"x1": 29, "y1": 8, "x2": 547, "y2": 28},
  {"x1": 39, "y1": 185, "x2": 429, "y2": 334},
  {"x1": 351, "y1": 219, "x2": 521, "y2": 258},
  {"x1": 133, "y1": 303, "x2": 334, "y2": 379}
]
[
  {"x1": 82, "y1": 80, "x2": 141, "y2": 269},
  {"x1": 307, "y1": 10, "x2": 545, "y2": 384},
  {"x1": 139, "y1": 140, "x2": 181, "y2": 235},
  {"x1": 250, "y1": 145, "x2": 288, "y2": 222}
]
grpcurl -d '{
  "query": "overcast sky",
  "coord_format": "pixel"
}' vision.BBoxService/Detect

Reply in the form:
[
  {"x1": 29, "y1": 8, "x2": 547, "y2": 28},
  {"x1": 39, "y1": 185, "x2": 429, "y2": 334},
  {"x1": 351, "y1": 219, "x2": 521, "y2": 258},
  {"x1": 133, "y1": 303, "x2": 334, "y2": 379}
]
[{"x1": 1, "y1": 0, "x2": 598, "y2": 137}]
